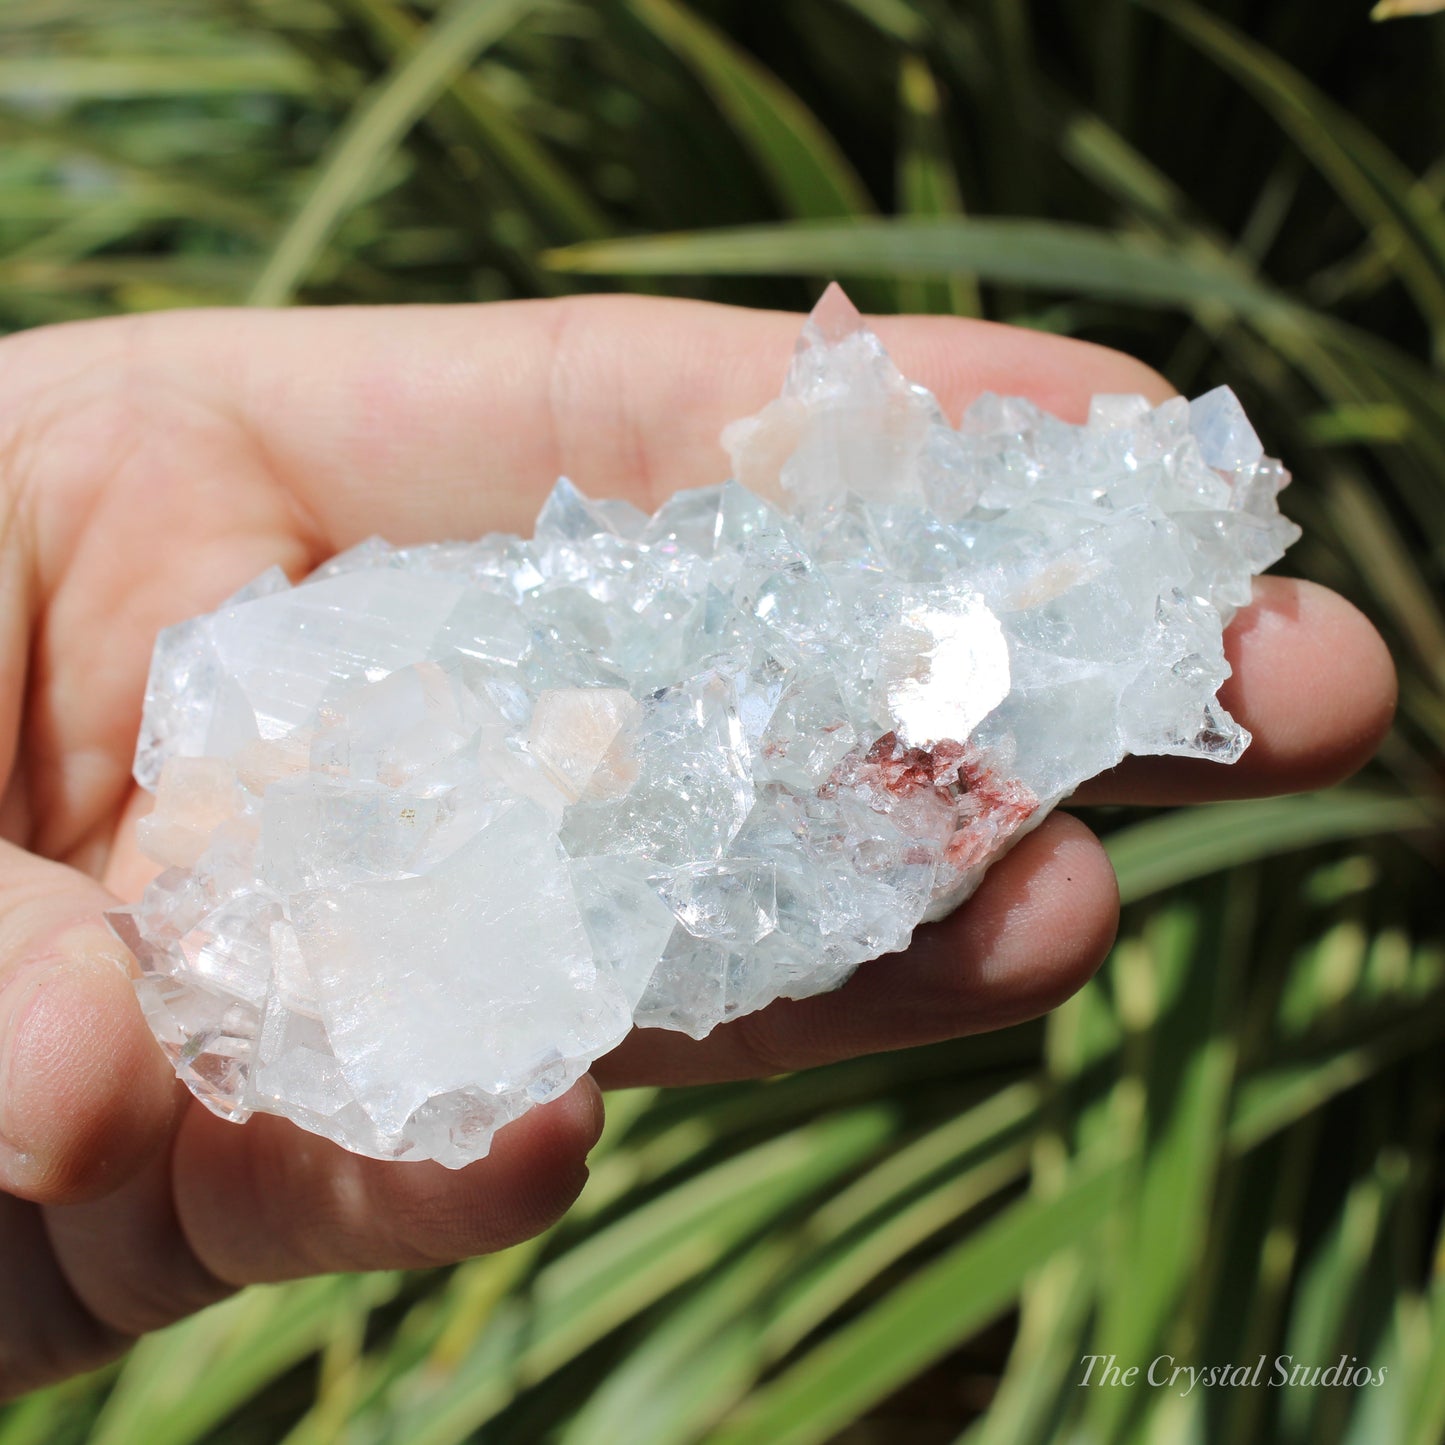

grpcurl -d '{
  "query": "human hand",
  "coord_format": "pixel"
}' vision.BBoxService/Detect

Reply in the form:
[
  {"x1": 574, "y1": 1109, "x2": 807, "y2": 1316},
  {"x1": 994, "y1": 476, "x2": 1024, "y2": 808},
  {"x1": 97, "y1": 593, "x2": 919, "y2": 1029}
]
[{"x1": 0, "y1": 297, "x2": 1395, "y2": 1395}]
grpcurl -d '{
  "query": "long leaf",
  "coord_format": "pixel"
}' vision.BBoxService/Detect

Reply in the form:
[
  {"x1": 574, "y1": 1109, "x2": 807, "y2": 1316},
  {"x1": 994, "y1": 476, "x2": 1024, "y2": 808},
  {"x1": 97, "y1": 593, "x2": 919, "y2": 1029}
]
[
  {"x1": 896, "y1": 52, "x2": 980, "y2": 316},
  {"x1": 1106, "y1": 792, "x2": 1435, "y2": 905},
  {"x1": 1229, "y1": 996, "x2": 1445, "y2": 1152},
  {"x1": 1085, "y1": 901, "x2": 1238, "y2": 1442},
  {"x1": 1139, "y1": 0, "x2": 1445, "y2": 356},
  {"x1": 1404, "y1": 1218, "x2": 1445, "y2": 1445},
  {"x1": 248, "y1": 0, "x2": 541, "y2": 306},
  {"x1": 333, "y1": 0, "x2": 609, "y2": 240},
  {"x1": 88, "y1": 1275, "x2": 399, "y2": 1445},
  {"x1": 627, "y1": 0, "x2": 873, "y2": 221},
  {"x1": 707, "y1": 1163, "x2": 1121, "y2": 1445},
  {"x1": 374, "y1": 1109, "x2": 894, "y2": 1445},
  {"x1": 546, "y1": 215, "x2": 1307, "y2": 322},
  {"x1": 0, "y1": 54, "x2": 314, "y2": 97}
]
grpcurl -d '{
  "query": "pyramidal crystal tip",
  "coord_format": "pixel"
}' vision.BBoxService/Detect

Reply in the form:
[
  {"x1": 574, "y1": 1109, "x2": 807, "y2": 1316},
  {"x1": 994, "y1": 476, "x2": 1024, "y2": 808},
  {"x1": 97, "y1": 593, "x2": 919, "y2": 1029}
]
[
  {"x1": 784, "y1": 282, "x2": 897, "y2": 401},
  {"x1": 802, "y1": 282, "x2": 865, "y2": 347}
]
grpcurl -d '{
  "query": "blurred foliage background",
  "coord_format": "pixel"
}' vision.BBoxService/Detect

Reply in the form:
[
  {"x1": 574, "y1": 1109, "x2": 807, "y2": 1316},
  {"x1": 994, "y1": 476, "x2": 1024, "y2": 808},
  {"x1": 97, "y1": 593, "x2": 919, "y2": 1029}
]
[{"x1": 1, "y1": 1, "x2": 1443, "y2": 1442}]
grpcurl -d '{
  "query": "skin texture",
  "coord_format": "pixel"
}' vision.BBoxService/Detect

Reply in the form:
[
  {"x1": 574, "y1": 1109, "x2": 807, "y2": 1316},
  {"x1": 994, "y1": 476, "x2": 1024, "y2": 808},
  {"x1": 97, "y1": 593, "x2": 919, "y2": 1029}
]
[{"x1": 0, "y1": 296, "x2": 1396, "y2": 1396}]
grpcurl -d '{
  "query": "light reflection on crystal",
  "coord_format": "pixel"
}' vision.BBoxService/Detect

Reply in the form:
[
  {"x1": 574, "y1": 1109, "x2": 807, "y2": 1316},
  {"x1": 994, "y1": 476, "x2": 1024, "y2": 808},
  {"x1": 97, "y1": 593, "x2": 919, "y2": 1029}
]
[{"x1": 111, "y1": 285, "x2": 1299, "y2": 1165}]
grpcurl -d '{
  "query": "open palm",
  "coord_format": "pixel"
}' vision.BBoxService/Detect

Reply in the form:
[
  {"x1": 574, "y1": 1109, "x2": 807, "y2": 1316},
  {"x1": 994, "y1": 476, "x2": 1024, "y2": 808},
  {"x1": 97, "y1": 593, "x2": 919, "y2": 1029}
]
[{"x1": 0, "y1": 296, "x2": 1395, "y2": 1395}]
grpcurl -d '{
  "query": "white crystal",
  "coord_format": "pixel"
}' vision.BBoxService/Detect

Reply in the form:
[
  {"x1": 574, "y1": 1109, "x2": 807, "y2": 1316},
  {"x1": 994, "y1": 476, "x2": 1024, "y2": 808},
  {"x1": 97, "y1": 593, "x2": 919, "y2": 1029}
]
[
  {"x1": 110, "y1": 286, "x2": 1300, "y2": 1165},
  {"x1": 1189, "y1": 385, "x2": 1264, "y2": 471},
  {"x1": 876, "y1": 597, "x2": 1011, "y2": 748}
]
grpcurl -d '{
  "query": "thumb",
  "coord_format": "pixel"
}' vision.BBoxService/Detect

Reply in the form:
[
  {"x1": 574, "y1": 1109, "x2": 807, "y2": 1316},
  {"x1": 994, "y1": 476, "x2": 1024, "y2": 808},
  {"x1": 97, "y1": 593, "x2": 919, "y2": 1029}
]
[{"x1": 0, "y1": 844, "x2": 179, "y2": 1203}]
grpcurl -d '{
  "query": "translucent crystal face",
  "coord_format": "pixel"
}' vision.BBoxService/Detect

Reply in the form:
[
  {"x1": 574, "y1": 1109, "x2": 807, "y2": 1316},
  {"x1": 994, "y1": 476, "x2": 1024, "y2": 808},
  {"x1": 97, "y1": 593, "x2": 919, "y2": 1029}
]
[{"x1": 110, "y1": 286, "x2": 1300, "y2": 1166}]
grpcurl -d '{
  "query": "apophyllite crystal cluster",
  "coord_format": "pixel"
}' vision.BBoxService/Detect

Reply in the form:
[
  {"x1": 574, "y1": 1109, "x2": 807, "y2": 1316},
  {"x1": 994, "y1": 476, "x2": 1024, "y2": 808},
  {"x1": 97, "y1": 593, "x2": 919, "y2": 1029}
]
[{"x1": 108, "y1": 287, "x2": 1299, "y2": 1166}]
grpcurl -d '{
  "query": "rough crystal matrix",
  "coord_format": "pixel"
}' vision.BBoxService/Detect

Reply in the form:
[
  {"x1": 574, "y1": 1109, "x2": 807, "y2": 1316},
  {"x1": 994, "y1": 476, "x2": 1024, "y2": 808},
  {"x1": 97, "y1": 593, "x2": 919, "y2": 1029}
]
[{"x1": 109, "y1": 288, "x2": 1299, "y2": 1166}]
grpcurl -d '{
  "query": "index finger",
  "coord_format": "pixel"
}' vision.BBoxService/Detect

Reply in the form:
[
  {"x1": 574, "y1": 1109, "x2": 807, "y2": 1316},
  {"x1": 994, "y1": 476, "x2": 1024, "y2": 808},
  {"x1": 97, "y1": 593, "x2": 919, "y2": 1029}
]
[
  {"x1": 26, "y1": 294, "x2": 1389, "y2": 809},
  {"x1": 161, "y1": 294, "x2": 1177, "y2": 543},
  {"x1": 196, "y1": 292, "x2": 1385, "y2": 802}
]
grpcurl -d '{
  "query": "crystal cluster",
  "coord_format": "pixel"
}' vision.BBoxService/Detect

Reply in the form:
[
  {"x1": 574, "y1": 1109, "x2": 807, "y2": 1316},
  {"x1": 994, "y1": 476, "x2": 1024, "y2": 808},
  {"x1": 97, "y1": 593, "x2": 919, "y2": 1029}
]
[{"x1": 109, "y1": 288, "x2": 1299, "y2": 1166}]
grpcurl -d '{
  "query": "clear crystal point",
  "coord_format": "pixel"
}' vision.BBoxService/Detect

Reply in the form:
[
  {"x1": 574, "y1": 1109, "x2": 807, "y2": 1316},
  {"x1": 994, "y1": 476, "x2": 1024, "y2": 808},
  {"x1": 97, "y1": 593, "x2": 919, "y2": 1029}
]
[
  {"x1": 115, "y1": 287, "x2": 1297, "y2": 1165},
  {"x1": 805, "y1": 280, "x2": 866, "y2": 345},
  {"x1": 1189, "y1": 385, "x2": 1264, "y2": 470}
]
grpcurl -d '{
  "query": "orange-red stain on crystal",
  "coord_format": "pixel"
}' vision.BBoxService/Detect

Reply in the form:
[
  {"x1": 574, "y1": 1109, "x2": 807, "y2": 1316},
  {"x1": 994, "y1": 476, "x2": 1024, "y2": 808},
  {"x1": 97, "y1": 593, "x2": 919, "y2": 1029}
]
[{"x1": 850, "y1": 730, "x2": 1038, "y2": 870}]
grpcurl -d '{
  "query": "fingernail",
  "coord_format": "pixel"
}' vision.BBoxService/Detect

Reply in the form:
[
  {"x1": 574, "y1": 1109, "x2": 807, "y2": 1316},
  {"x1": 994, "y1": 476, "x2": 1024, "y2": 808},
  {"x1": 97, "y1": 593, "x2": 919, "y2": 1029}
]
[{"x1": 60, "y1": 918, "x2": 138, "y2": 977}]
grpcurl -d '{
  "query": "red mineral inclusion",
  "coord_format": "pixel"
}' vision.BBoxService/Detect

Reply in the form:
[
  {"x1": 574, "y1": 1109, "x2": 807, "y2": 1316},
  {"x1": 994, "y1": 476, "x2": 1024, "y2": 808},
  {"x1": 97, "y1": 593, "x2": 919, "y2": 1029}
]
[{"x1": 848, "y1": 730, "x2": 1038, "y2": 872}]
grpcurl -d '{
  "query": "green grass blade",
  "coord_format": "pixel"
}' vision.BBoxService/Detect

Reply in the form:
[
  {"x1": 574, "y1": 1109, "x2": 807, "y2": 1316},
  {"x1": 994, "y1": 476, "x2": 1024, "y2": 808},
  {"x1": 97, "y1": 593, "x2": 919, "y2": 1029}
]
[
  {"x1": 555, "y1": 1239, "x2": 791, "y2": 1445},
  {"x1": 1279, "y1": 325, "x2": 1445, "y2": 542},
  {"x1": 1060, "y1": 108, "x2": 1192, "y2": 231},
  {"x1": 0, "y1": 54, "x2": 314, "y2": 98},
  {"x1": 836, "y1": 0, "x2": 929, "y2": 43},
  {"x1": 707, "y1": 1162, "x2": 1121, "y2": 1445},
  {"x1": 1310, "y1": 159, "x2": 1445, "y2": 308},
  {"x1": 373, "y1": 1109, "x2": 894, "y2": 1445},
  {"x1": 1278, "y1": 1145, "x2": 1407, "y2": 1442},
  {"x1": 802, "y1": 1082, "x2": 1041, "y2": 1241},
  {"x1": 525, "y1": 1109, "x2": 893, "y2": 1377},
  {"x1": 1404, "y1": 1221, "x2": 1445, "y2": 1445},
  {"x1": 1140, "y1": 0, "x2": 1445, "y2": 355},
  {"x1": 1214, "y1": 1121, "x2": 1323, "y2": 1443},
  {"x1": 88, "y1": 1275, "x2": 399, "y2": 1445},
  {"x1": 1106, "y1": 793, "x2": 1435, "y2": 905},
  {"x1": 334, "y1": 0, "x2": 609, "y2": 240},
  {"x1": 1056, "y1": 105, "x2": 1445, "y2": 536},
  {"x1": 1229, "y1": 995, "x2": 1445, "y2": 1153},
  {"x1": 1302, "y1": 404, "x2": 1415, "y2": 446},
  {"x1": 571, "y1": 1132, "x2": 1034, "y2": 1445},
  {"x1": 760, "y1": 1139, "x2": 1035, "y2": 1362},
  {"x1": 962, "y1": 1252, "x2": 1095, "y2": 1445},
  {"x1": 1085, "y1": 901, "x2": 1240, "y2": 1441},
  {"x1": 896, "y1": 53, "x2": 980, "y2": 316},
  {"x1": 0, "y1": 1372, "x2": 115, "y2": 1445},
  {"x1": 248, "y1": 0, "x2": 541, "y2": 306},
  {"x1": 1321, "y1": 470, "x2": 1445, "y2": 690},
  {"x1": 977, "y1": 0, "x2": 1041, "y2": 217},
  {"x1": 626, "y1": 0, "x2": 873, "y2": 221},
  {"x1": 0, "y1": 104, "x2": 280, "y2": 244},
  {"x1": 545, "y1": 216, "x2": 1304, "y2": 321}
]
